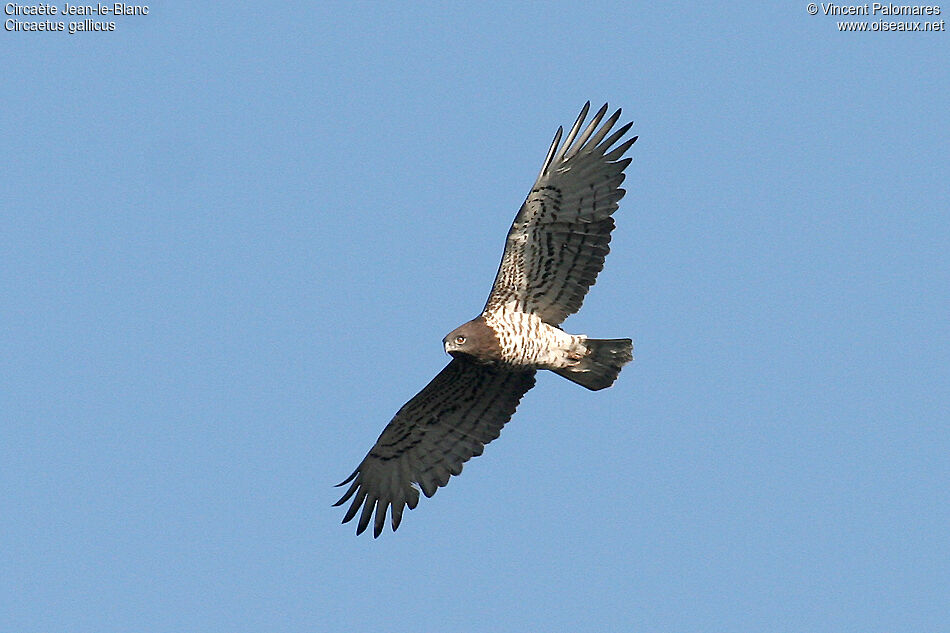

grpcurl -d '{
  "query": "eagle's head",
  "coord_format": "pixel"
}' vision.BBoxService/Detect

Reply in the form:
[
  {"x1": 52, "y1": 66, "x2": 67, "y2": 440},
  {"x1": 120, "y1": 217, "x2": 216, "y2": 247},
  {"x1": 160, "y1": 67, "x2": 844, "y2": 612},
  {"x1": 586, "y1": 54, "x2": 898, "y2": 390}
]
[{"x1": 443, "y1": 316, "x2": 502, "y2": 363}]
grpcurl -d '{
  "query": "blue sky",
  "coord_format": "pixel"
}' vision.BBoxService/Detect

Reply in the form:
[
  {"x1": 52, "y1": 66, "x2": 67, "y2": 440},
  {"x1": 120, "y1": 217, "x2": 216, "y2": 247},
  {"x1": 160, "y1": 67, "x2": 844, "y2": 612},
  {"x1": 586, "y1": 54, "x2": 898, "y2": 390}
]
[{"x1": 2, "y1": 3, "x2": 948, "y2": 632}]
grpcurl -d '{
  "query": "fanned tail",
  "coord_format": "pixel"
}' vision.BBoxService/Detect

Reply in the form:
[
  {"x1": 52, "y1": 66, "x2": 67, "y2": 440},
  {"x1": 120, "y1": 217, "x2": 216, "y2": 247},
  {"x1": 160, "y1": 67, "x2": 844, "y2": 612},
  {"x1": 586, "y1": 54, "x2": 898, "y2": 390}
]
[{"x1": 554, "y1": 338, "x2": 633, "y2": 391}]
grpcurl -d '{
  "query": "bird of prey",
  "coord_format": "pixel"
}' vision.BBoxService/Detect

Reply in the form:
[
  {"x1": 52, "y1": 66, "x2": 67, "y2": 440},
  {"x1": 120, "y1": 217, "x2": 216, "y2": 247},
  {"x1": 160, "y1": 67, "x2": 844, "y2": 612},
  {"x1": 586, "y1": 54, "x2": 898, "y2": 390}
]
[{"x1": 335, "y1": 103, "x2": 637, "y2": 537}]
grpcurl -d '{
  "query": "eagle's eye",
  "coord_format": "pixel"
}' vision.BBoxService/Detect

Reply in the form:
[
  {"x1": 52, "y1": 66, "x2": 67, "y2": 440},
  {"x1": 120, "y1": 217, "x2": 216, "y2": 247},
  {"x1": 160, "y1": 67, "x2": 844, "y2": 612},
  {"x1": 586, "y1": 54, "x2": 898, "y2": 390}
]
[{"x1": 455, "y1": 335, "x2": 466, "y2": 345}]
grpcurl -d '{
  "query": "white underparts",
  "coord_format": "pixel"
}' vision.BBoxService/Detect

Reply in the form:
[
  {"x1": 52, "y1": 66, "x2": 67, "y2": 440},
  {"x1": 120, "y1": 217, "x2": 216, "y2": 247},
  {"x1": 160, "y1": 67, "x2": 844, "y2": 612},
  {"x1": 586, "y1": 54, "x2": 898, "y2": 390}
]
[{"x1": 483, "y1": 306, "x2": 588, "y2": 370}]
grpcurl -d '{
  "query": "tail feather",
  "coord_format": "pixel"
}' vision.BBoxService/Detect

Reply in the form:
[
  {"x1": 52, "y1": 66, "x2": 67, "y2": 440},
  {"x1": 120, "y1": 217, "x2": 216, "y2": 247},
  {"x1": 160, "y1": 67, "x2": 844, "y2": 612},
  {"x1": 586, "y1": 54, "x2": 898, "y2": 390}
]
[{"x1": 553, "y1": 338, "x2": 633, "y2": 391}]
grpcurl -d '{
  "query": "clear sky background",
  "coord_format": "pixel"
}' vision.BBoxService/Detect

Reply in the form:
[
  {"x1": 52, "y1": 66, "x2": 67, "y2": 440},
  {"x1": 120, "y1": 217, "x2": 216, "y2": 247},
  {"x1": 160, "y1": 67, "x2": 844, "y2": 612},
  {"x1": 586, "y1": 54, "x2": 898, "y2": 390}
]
[{"x1": 2, "y1": 3, "x2": 948, "y2": 632}]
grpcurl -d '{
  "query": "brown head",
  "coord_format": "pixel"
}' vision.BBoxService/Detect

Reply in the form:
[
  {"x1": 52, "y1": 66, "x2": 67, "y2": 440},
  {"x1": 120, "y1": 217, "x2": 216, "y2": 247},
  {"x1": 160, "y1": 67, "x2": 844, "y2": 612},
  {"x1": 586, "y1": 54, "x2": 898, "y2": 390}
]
[{"x1": 443, "y1": 316, "x2": 502, "y2": 364}]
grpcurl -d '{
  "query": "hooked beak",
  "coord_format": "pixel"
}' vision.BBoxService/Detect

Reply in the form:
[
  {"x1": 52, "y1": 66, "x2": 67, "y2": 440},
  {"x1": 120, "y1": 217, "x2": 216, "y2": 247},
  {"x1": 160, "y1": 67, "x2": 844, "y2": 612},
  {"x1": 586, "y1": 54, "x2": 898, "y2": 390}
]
[{"x1": 443, "y1": 336, "x2": 465, "y2": 357}]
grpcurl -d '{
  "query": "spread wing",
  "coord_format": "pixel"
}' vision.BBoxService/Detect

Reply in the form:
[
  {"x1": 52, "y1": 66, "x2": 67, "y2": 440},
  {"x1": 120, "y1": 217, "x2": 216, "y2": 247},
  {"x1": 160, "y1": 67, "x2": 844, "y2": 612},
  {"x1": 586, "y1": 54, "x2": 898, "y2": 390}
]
[
  {"x1": 484, "y1": 103, "x2": 637, "y2": 325},
  {"x1": 334, "y1": 358, "x2": 536, "y2": 537}
]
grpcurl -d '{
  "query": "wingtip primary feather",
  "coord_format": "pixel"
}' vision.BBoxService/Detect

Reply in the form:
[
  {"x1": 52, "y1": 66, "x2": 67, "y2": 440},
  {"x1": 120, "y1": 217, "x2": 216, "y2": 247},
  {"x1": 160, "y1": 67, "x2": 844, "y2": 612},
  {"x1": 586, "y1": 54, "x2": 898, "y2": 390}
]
[
  {"x1": 603, "y1": 136, "x2": 638, "y2": 163},
  {"x1": 357, "y1": 493, "x2": 385, "y2": 536},
  {"x1": 332, "y1": 475, "x2": 360, "y2": 507},
  {"x1": 597, "y1": 121, "x2": 634, "y2": 155},
  {"x1": 391, "y1": 502, "x2": 405, "y2": 532},
  {"x1": 561, "y1": 103, "x2": 609, "y2": 162},
  {"x1": 584, "y1": 107, "x2": 623, "y2": 151},
  {"x1": 553, "y1": 102, "x2": 592, "y2": 165},
  {"x1": 537, "y1": 125, "x2": 564, "y2": 180},
  {"x1": 334, "y1": 469, "x2": 357, "y2": 488},
  {"x1": 538, "y1": 103, "x2": 636, "y2": 178},
  {"x1": 341, "y1": 486, "x2": 367, "y2": 523}
]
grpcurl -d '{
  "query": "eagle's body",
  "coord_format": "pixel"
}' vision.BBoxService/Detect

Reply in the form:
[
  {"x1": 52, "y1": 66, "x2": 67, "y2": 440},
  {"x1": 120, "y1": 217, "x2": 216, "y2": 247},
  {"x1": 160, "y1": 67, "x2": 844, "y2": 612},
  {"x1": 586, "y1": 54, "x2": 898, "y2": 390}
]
[
  {"x1": 469, "y1": 308, "x2": 585, "y2": 369},
  {"x1": 335, "y1": 103, "x2": 637, "y2": 536}
]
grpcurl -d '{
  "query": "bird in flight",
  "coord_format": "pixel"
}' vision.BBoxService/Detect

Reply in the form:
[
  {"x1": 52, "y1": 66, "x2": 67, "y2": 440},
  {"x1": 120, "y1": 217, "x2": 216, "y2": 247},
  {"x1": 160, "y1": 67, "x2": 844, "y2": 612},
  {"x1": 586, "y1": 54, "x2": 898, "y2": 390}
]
[{"x1": 335, "y1": 103, "x2": 637, "y2": 537}]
